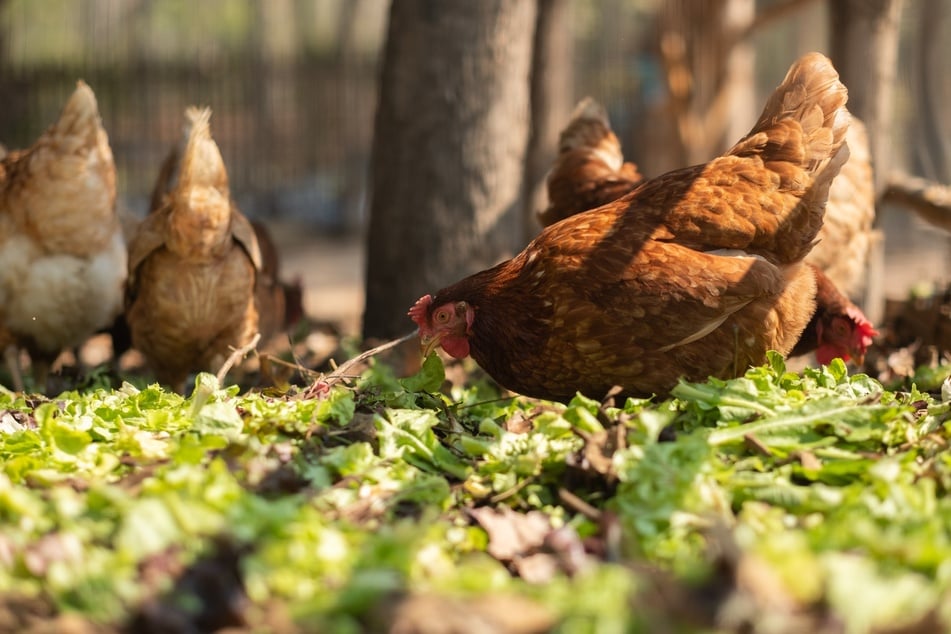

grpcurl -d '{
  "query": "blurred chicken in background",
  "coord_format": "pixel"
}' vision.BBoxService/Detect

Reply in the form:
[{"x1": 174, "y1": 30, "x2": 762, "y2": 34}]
[
  {"x1": 0, "y1": 81, "x2": 126, "y2": 392},
  {"x1": 125, "y1": 107, "x2": 269, "y2": 392}
]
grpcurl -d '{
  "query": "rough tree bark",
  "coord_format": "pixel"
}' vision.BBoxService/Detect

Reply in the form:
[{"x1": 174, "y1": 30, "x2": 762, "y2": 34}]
[
  {"x1": 522, "y1": 0, "x2": 573, "y2": 240},
  {"x1": 828, "y1": 0, "x2": 904, "y2": 325},
  {"x1": 363, "y1": 0, "x2": 537, "y2": 339},
  {"x1": 911, "y1": 0, "x2": 948, "y2": 181},
  {"x1": 828, "y1": 0, "x2": 903, "y2": 196}
]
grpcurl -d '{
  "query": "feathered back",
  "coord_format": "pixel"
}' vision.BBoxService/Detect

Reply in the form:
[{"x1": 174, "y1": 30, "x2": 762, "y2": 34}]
[
  {"x1": 806, "y1": 116, "x2": 876, "y2": 297},
  {"x1": 1, "y1": 80, "x2": 117, "y2": 254},
  {"x1": 557, "y1": 98, "x2": 621, "y2": 157},
  {"x1": 155, "y1": 106, "x2": 237, "y2": 262},
  {"x1": 701, "y1": 51, "x2": 851, "y2": 264}
]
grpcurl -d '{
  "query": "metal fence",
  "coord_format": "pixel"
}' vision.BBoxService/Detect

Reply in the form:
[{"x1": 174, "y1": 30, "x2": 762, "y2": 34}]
[{"x1": 0, "y1": 0, "x2": 386, "y2": 230}]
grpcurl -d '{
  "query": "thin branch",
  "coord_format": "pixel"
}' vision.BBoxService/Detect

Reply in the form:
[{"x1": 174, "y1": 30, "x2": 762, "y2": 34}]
[
  {"x1": 260, "y1": 353, "x2": 318, "y2": 377},
  {"x1": 882, "y1": 173, "x2": 951, "y2": 233},
  {"x1": 558, "y1": 487, "x2": 602, "y2": 522},
  {"x1": 216, "y1": 333, "x2": 261, "y2": 384},
  {"x1": 301, "y1": 330, "x2": 419, "y2": 398}
]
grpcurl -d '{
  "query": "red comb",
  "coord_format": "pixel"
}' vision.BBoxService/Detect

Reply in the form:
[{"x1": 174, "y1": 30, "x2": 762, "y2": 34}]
[
  {"x1": 408, "y1": 294, "x2": 433, "y2": 326},
  {"x1": 845, "y1": 305, "x2": 878, "y2": 351}
]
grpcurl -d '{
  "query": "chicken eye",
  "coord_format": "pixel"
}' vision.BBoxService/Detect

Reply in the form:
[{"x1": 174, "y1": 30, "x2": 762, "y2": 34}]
[{"x1": 434, "y1": 309, "x2": 451, "y2": 324}]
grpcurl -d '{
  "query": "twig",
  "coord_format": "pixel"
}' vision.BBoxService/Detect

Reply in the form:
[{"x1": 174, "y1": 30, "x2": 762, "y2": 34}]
[
  {"x1": 883, "y1": 173, "x2": 951, "y2": 233},
  {"x1": 327, "y1": 330, "x2": 418, "y2": 381},
  {"x1": 489, "y1": 475, "x2": 536, "y2": 504},
  {"x1": 558, "y1": 487, "x2": 602, "y2": 522},
  {"x1": 301, "y1": 330, "x2": 419, "y2": 398},
  {"x1": 259, "y1": 353, "x2": 319, "y2": 380},
  {"x1": 216, "y1": 333, "x2": 261, "y2": 384}
]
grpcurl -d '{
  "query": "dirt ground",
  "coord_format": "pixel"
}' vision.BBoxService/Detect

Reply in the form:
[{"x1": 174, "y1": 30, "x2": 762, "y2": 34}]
[{"x1": 268, "y1": 221, "x2": 365, "y2": 336}]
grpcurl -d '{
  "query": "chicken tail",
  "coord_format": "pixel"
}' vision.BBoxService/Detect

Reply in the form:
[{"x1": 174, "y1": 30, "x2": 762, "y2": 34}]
[
  {"x1": 558, "y1": 98, "x2": 621, "y2": 156},
  {"x1": 728, "y1": 52, "x2": 850, "y2": 262},
  {"x1": 732, "y1": 52, "x2": 849, "y2": 172},
  {"x1": 48, "y1": 81, "x2": 106, "y2": 151},
  {"x1": 539, "y1": 97, "x2": 642, "y2": 227},
  {"x1": 177, "y1": 106, "x2": 229, "y2": 194}
]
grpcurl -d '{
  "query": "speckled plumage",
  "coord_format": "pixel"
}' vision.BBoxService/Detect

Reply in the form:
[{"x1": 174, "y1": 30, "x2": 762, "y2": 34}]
[
  {"x1": 414, "y1": 53, "x2": 850, "y2": 401},
  {"x1": 125, "y1": 107, "x2": 264, "y2": 391}
]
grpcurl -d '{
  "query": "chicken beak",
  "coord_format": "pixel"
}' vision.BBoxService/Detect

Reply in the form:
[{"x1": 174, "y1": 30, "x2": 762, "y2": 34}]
[{"x1": 420, "y1": 332, "x2": 441, "y2": 358}]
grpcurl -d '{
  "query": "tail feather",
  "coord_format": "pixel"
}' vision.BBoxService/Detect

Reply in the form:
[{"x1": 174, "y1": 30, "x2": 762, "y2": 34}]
[
  {"x1": 539, "y1": 97, "x2": 642, "y2": 227},
  {"x1": 729, "y1": 52, "x2": 849, "y2": 180},
  {"x1": 49, "y1": 81, "x2": 104, "y2": 149},
  {"x1": 723, "y1": 52, "x2": 850, "y2": 263},
  {"x1": 177, "y1": 106, "x2": 228, "y2": 194}
]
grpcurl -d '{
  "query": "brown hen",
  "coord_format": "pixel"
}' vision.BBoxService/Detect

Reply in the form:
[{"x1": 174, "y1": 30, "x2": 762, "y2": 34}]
[
  {"x1": 411, "y1": 52, "x2": 851, "y2": 401},
  {"x1": 0, "y1": 82, "x2": 126, "y2": 392},
  {"x1": 538, "y1": 96, "x2": 878, "y2": 367},
  {"x1": 538, "y1": 98, "x2": 641, "y2": 227},
  {"x1": 125, "y1": 107, "x2": 264, "y2": 392},
  {"x1": 791, "y1": 264, "x2": 877, "y2": 365}
]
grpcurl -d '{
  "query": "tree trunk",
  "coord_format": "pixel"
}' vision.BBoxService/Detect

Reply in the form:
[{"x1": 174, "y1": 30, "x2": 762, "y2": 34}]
[
  {"x1": 363, "y1": 0, "x2": 537, "y2": 339},
  {"x1": 911, "y1": 0, "x2": 948, "y2": 182},
  {"x1": 828, "y1": 0, "x2": 903, "y2": 325},
  {"x1": 522, "y1": 0, "x2": 574, "y2": 240},
  {"x1": 655, "y1": 0, "x2": 756, "y2": 167},
  {"x1": 828, "y1": 0, "x2": 903, "y2": 196}
]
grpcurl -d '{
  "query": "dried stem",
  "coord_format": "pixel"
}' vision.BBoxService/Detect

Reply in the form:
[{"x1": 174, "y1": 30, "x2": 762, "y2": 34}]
[
  {"x1": 216, "y1": 332, "x2": 261, "y2": 384},
  {"x1": 883, "y1": 173, "x2": 951, "y2": 233},
  {"x1": 301, "y1": 330, "x2": 419, "y2": 398}
]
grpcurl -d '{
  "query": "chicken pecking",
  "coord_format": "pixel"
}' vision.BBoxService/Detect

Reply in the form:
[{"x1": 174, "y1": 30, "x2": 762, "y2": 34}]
[
  {"x1": 125, "y1": 107, "x2": 266, "y2": 392},
  {"x1": 790, "y1": 264, "x2": 877, "y2": 365},
  {"x1": 411, "y1": 52, "x2": 851, "y2": 401},
  {"x1": 0, "y1": 81, "x2": 126, "y2": 392},
  {"x1": 537, "y1": 93, "x2": 877, "y2": 368}
]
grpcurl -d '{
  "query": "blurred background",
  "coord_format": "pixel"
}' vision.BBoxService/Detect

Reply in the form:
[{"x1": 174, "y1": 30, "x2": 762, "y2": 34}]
[{"x1": 1, "y1": 0, "x2": 948, "y2": 338}]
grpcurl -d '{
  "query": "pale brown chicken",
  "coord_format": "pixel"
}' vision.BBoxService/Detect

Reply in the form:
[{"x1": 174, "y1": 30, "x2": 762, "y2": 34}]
[
  {"x1": 806, "y1": 117, "x2": 877, "y2": 298},
  {"x1": 538, "y1": 96, "x2": 877, "y2": 367},
  {"x1": 0, "y1": 81, "x2": 126, "y2": 392},
  {"x1": 251, "y1": 219, "x2": 308, "y2": 344},
  {"x1": 411, "y1": 53, "x2": 851, "y2": 402},
  {"x1": 125, "y1": 107, "x2": 264, "y2": 392}
]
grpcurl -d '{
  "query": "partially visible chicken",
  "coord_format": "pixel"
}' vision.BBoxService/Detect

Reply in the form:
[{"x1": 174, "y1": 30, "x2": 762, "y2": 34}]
[
  {"x1": 805, "y1": 117, "x2": 877, "y2": 298},
  {"x1": 411, "y1": 53, "x2": 850, "y2": 401},
  {"x1": 0, "y1": 82, "x2": 126, "y2": 392},
  {"x1": 538, "y1": 97, "x2": 877, "y2": 367},
  {"x1": 251, "y1": 220, "x2": 288, "y2": 344},
  {"x1": 791, "y1": 264, "x2": 878, "y2": 364},
  {"x1": 538, "y1": 98, "x2": 641, "y2": 227},
  {"x1": 125, "y1": 107, "x2": 263, "y2": 392}
]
